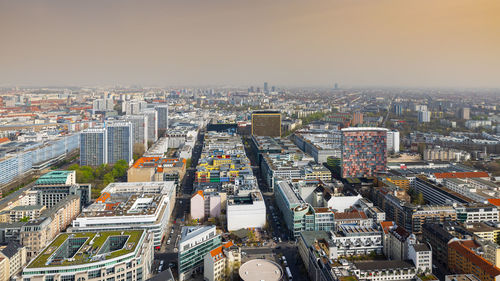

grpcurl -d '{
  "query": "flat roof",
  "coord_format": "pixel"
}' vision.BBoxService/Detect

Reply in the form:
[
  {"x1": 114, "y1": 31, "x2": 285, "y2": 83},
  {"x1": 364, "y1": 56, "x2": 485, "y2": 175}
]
[
  {"x1": 27, "y1": 230, "x2": 144, "y2": 268},
  {"x1": 239, "y1": 259, "x2": 283, "y2": 281},
  {"x1": 354, "y1": 260, "x2": 414, "y2": 271},
  {"x1": 341, "y1": 127, "x2": 388, "y2": 132}
]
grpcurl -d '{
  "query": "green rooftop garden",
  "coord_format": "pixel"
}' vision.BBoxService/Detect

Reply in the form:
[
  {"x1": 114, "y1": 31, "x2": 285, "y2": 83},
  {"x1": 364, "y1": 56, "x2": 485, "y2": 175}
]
[{"x1": 27, "y1": 230, "x2": 144, "y2": 268}]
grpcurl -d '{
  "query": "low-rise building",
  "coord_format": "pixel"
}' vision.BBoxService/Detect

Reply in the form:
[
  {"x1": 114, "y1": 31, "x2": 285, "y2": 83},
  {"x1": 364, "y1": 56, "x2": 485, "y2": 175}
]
[
  {"x1": 178, "y1": 225, "x2": 222, "y2": 281},
  {"x1": 448, "y1": 240, "x2": 500, "y2": 281},
  {"x1": 204, "y1": 241, "x2": 240, "y2": 281},
  {"x1": 22, "y1": 230, "x2": 153, "y2": 281},
  {"x1": 0, "y1": 242, "x2": 27, "y2": 281},
  {"x1": 71, "y1": 182, "x2": 176, "y2": 248}
]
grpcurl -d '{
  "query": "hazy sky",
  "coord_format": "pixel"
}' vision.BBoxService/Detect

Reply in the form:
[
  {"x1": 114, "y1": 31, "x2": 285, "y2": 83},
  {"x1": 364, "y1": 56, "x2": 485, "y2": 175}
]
[{"x1": 1, "y1": 0, "x2": 499, "y2": 88}]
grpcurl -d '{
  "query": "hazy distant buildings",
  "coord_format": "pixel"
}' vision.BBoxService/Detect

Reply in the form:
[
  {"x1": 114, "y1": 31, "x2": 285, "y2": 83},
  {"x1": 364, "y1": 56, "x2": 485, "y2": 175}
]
[
  {"x1": 393, "y1": 104, "x2": 403, "y2": 116},
  {"x1": 106, "y1": 121, "x2": 133, "y2": 165},
  {"x1": 92, "y1": 98, "x2": 114, "y2": 113},
  {"x1": 459, "y1": 107, "x2": 470, "y2": 120},
  {"x1": 123, "y1": 100, "x2": 147, "y2": 115},
  {"x1": 341, "y1": 127, "x2": 387, "y2": 178},
  {"x1": 251, "y1": 111, "x2": 281, "y2": 137},
  {"x1": 418, "y1": 111, "x2": 431, "y2": 123},
  {"x1": 352, "y1": 112, "x2": 364, "y2": 126}
]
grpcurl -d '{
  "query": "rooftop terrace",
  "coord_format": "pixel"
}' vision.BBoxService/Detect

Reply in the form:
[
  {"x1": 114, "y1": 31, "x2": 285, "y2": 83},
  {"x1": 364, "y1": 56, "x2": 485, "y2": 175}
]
[{"x1": 27, "y1": 230, "x2": 144, "y2": 268}]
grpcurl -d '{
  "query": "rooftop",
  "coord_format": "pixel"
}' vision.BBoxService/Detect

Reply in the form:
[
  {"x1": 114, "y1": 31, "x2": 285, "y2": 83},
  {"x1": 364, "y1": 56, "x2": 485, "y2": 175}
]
[
  {"x1": 27, "y1": 230, "x2": 144, "y2": 268},
  {"x1": 354, "y1": 260, "x2": 415, "y2": 271},
  {"x1": 35, "y1": 170, "x2": 73, "y2": 185},
  {"x1": 238, "y1": 259, "x2": 283, "y2": 281}
]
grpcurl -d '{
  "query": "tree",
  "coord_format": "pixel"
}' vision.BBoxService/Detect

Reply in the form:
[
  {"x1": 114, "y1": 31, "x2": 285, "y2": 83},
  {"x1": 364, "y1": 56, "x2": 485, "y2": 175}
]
[
  {"x1": 133, "y1": 143, "x2": 146, "y2": 162},
  {"x1": 416, "y1": 192, "x2": 425, "y2": 205},
  {"x1": 103, "y1": 173, "x2": 115, "y2": 187}
]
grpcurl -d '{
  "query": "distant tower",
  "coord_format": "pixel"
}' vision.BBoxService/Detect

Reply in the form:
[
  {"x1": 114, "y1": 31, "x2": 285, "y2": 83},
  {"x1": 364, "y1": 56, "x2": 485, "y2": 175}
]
[
  {"x1": 459, "y1": 107, "x2": 470, "y2": 120},
  {"x1": 334, "y1": 83, "x2": 338, "y2": 90},
  {"x1": 352, "y1": 112, "x2": 363, "y2": 126},
  {"x1": 264, "y1": 82, "x2": 269, "y2": 93}
]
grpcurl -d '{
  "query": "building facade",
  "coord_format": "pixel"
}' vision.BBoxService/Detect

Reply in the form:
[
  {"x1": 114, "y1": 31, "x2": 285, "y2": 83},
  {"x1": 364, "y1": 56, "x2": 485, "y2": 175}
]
[{"x1": 341, "y1": 127, "x2": 388, "y2": 178}]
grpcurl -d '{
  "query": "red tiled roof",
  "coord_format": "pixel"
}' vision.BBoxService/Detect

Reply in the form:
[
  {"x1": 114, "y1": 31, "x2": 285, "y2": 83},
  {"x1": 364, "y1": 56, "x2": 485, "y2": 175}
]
[
  {"x1": 0, "y1": 137, "x2": 10, "y2": 144},
  {"x1": 209, "y1": 241, "x2": 235, "y2": 260},
  {"x1": 334, "y1": 210, "x2": 368, "y2": 220},
  {"x1": 449, "y1": 240, "x2": 500, "y2": 277},
  {"x1": 488, "y1": 199, "x2": 500, "y2": 207},
  {"x1": 434, "y1": 172, "x2": 489, "y2": 179},
  {"x1": 192, "y1": 190, "x2": 204, "y2": 199},
  {"x1": 380, "y1": 221, "x2": 395, "y2": 234}
]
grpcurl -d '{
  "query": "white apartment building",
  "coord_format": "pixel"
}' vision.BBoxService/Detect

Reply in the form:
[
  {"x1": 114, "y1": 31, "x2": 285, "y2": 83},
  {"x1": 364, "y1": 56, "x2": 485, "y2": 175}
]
[
  {"x1": 70, "y1": 182, "x2": 176, "y2": 247},
  {"x1": 226, "y1": 191, "x2": 266, "y2": 231}
]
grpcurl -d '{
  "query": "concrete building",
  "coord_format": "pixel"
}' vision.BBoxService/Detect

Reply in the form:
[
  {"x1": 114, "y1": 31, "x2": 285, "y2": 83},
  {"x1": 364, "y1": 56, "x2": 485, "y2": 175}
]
[
  {"x1": 106, "y1": 121, "x2": 133, "y2": 165},
  {"x1": 33, "y1": 170, "x2": 91, "y2": 208},
  {"x1": 22, "y1": 230, "x2": 154, "y2": 281},
  {"x1": 80, "y1": 128, "x2": 107, "y2": 166},
  {"x1": 142, "y1": 108, "x2": 158, "y2": 142},
  {"x1": 227, "y1": 191, "x2": 266, "y2": 231},
  {"x1": 122, "y1": 114, "x2": 149, "y2": 151},
  {"x1": 341, "y1": 127, "x2": 388, "y2": 178},
  {"x1": 292, "y1": 129, "x2": 342, "y2": 163},
  {"x1": 155, "y1": 104, "x2": 169, "y2": 136},
  {"x1": 418, "y1": 111, "x2": 431, "y2": 123},
  {"x1": 92, "y1": 98, "x2": 114, "y2": 112},
  {"x1": 71, "y1": 182, "x2": 176, "y2": 248},
  {"x1": 460, "y1": 107, "x2": 471, "y2": 120},
  {"x1": 387, "y1": 130, "x2": 400, "y2": 154},
  {"x1": 122, "y1": 100, "x2": 147, "y2": 115},
  {"x1": 409, "y1": 243, "x2": 432, "y2": 274},
  {"x1": 178, "y1": 225, "x2": 222, "y2": 281}
]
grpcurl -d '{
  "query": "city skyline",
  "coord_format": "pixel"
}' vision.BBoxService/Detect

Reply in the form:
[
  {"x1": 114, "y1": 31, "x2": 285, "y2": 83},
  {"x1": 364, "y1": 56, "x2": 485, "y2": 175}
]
[{"x1": 1, "y1": 0, "x2": 500, "y2": 88}]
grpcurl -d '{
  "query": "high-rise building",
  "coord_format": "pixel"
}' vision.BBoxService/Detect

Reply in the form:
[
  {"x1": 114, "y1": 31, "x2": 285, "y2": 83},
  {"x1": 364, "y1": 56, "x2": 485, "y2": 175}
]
[
  {"x1": 352, "y1": 112, "x2": 364, "y2": 126},
  {"x1": 341, "y1": 127, "x2": 388, "y2": 178},
  {"x1": 92, "y1": 98, "x2": 114, "y2": 113},
  {"x1": 418, "y1": 111, "x2": 431, "y2": 123},
  {"x1": 459, "y1": 107, "x2": 470, "y2": 120},
  {"x1": 22, "y1": 230, "x2": 154, "y2": 281},
  {"x1": 251, "y1": 111, "x2": 281, "y2": 137},
  {"x1": 122, "y1": 100, "x2": 147, "y2": 115},
  {"x1": 122, "y1": 115, "x2": 148, "y2": 151},
  {"x1": 178, "y1": 225, "x2": 222, "y2": 281},
  {"x1": 155, "y1": 104, "x2": 169, "y2": 137},
  {"x1": 106, "y1": 121, "x2": 133, "y2": 165},
  {"x1": 264, "y1": 82, "x2": 268, "y2": 93},
  {"x1": 387, "y1": 130, "x2": 400, "y2": 154},
  {"x1": 393, "y1": 104, "x2": 403, "y2": 116},
  {"x1": 80, "y1": 128, "x2": 107, "y2": 166},
  {"x1": 142, "y1": 108, "x2": 158, "y2": 142}
]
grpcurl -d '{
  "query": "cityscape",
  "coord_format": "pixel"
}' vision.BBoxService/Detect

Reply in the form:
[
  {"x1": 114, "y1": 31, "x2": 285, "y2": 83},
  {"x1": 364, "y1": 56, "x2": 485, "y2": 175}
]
[{"x1": 1, "y1": 1, "x2": 500, "y2": 281}]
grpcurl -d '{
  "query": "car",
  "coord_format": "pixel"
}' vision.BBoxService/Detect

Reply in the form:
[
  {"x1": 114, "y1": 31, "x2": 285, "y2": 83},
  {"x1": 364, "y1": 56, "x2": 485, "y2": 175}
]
[
  {"x1": 276, "y1": 246, "x2": 281, "y2": 250},
  {"x1": 167, "y1": 239, "x2": 171, "y2": 245},
  {"x1": 278, "y1": 238, "x2": 282, "y2": 243},
  {"x1": 171, "y1": 229, "x2": 174, "y2": 234}
]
